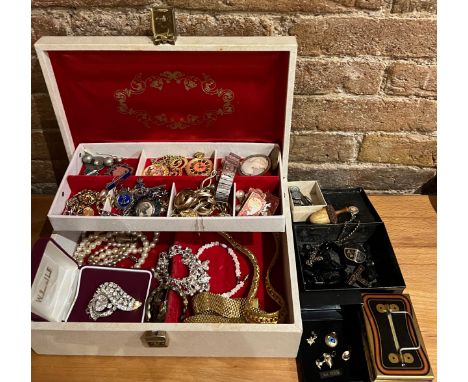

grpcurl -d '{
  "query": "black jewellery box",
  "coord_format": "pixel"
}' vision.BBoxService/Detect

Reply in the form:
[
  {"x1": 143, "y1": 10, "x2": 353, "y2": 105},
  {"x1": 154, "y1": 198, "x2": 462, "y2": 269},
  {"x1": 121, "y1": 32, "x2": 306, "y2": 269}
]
[
  {"x1": 292, "y1": 188, "x2": 434, "y2": 382},
  {"x1": 294, "y1": 188, "x2": 405, "y2": 309}
]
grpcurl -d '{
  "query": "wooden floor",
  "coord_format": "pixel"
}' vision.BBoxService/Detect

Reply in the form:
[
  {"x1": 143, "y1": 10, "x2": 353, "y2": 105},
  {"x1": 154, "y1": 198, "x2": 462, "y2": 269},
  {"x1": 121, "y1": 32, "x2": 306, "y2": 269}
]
[{"x1": 31, "y1": 195, "x2": 437, "y2": 382}]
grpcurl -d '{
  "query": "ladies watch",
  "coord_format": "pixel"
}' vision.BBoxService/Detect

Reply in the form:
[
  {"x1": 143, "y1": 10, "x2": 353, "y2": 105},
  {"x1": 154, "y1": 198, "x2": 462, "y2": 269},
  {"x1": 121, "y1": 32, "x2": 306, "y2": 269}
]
[{"x1": 215, "y1": 152, "x2": 241, "y2": 203}]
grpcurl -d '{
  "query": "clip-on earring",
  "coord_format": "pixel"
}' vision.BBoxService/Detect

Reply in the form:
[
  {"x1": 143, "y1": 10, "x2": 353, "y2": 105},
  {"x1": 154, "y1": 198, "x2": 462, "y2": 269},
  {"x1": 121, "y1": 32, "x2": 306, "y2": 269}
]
[
  {"x1": 316, "y1": 352, "x2": 336, "y2": 370},
  {"x1": 306, "y1": 331, "x2": 318, "y2": 346},
  {"x1": 82, "y1": 151, "x2": 124, "y2": 176}
]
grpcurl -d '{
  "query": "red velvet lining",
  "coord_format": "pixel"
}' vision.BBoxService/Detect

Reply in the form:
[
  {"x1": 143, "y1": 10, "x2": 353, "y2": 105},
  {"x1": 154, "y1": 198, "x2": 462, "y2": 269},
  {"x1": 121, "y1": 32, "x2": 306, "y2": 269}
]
[
  {"x1": 164, "y1": 232, "x2": 286, "y2": 323},
  {"x1": 32, "y1": 232, "x2": 287, "y2": 323},
  {"x1": 48, "y1": 51, "x2": 289, "y2": 148}
]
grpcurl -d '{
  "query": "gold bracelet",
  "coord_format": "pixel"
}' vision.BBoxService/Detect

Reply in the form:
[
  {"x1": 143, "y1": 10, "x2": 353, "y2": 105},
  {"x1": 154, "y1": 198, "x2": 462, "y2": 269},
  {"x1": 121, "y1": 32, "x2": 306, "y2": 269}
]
[{"x1": 185, "y1": 232, "x2": 287, "y2": 324}]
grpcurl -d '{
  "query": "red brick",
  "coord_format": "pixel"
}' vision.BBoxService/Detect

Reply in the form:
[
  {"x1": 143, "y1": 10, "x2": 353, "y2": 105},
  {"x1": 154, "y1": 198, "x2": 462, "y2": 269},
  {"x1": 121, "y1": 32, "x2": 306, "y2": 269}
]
[
  {"x1": 32, "y1": 54, "x2": 48, "y2": 93},
  {"x1": 295, "y1": 59, "x2": 384, "y2": 95},
  {"x1": 31, "y1": 9, "x2": 71, "y2": 44},
  {"x1": 31, "y1": 160, "x2": 68, "y2": 184},
  {"x1": 32, "y1": 94, "x2": 59, "y2": 131},
  {"x1": 385, "y1": 62, "x2": 436, "y2": 97},
  {"x1": 32, "y1": 0, "x2": 155, "y2": 6},
  {"x1": 288, "y1": 163, "x2": 436, "y2": 192},
  {"x1": 32, "y1": 130, "x2": 68, "y2": 161},
  {"x1": 71, "y1": 8, "x2": 151, "y2": 36},
  {"x1": 175, "y1": 13, "x2": 283, "y2": 36},
  {"x1": 358, "y1": 133, "x2": 436, "y2": 166},
  {"x1": 290, "y1": 133, "x2": 357, "y2": 162},
  {"x1": 289, "y1": 17, "x2": 436, "y2": 58},
  {"x1": 32, "y1": 183, "x2": 59, "y2": 194},
  {"x1": 391, "y1": 0, "x2": 436, "y2": 13},
  {"x1": 167, "y1": 0, "x2": 384, "y2": 13},
  {"x1": 292, "y1": 97, "x2": 436, "y2": 133}
]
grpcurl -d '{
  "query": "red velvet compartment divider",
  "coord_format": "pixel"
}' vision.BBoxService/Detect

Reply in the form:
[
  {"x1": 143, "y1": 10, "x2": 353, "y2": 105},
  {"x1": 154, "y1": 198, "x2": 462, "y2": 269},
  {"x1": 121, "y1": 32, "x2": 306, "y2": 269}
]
[
  {"x1": 67, "y1": 266, "x2": 152, "y2": 322},
  {"x1": 164, "y1": 232, "x2": 287, "y2": 323},
  {"x1": 65, "y1": 175, "x2": 282, "y2": 217},
  {"x1": 79, "y1": 157, "x2": 140, "y2": 176},
  {"x1": 66, "y1": 176, "x2": 175, "y2": 216},
  {"x1": 234, "y1": 176, "x2": 282, "y2": 215}
]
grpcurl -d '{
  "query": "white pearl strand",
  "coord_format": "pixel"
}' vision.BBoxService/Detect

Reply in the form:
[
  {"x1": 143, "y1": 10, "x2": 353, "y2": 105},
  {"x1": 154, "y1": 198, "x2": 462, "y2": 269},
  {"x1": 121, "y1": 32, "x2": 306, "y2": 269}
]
[
  {"x1": 196, "y1": 241, "x2": 248, "y2": 298},
  {"x1": 73, "y1": 231, "x2": 159, "y2": 268}
]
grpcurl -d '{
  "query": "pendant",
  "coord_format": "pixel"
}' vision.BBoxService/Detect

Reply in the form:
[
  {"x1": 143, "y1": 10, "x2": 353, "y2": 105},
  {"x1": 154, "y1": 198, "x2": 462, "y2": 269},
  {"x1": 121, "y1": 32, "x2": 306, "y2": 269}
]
[
  {"x1": 105, "y1": 163, "x2": 133, "y2": 177},
  {"x1": 143, "y1": 162, "x2": 169, "y2": 176},
  {"x1": 185, "y1": 152, "x2": 213, "y2": 176},
  {"x1": 343, "y1": 247, "x2": 367, "y2": 263},
  {"x1": 135, "y1": 198, "x2": 161, "y2": 217},
  {"x1": 115, "y1": 188, "x2": 133, "y2": 209}
]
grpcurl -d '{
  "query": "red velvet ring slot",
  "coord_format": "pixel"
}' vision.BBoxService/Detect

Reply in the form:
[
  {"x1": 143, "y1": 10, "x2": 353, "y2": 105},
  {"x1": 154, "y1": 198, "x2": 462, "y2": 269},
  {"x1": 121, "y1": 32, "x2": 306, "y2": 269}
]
[{"x1": 67, "y1": 267, "x2": 152, "y2": 323}]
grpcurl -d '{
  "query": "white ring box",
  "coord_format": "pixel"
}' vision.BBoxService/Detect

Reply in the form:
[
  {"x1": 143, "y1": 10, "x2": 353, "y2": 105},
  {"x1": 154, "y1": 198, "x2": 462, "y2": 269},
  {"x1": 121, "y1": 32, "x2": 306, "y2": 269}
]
[
  {"x1": 288, "y1": 181, "x2": 327, "y2": 223},
  {"x1": 31, "y1": 238, "x2": 152, "y2": 323},
  {"x1": 32, "y1": 36, "x2": 303, "y2": 357}
]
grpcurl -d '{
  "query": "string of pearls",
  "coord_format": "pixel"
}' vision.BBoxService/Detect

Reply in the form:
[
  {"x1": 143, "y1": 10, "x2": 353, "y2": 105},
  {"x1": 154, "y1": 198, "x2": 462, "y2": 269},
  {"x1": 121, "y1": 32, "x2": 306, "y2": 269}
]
[
  {"x1": 73, "y1": 231, "x2": 159, "y2": 268},
  {"x1": 196, "y1": 241, "x2": 248, "y2": 298}
]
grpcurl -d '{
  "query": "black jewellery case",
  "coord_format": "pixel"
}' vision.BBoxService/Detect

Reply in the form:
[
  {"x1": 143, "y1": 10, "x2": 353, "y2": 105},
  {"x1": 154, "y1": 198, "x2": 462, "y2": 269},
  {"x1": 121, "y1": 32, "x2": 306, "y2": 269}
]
[{"x1": 293, "y1": 188, "x2": 432, "y2": 382}]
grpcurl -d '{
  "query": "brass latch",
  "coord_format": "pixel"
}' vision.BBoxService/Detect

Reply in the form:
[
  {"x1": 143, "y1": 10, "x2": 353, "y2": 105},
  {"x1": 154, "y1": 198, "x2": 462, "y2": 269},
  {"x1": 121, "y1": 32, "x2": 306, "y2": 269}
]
[
  {"x1": 151, "y1": 8, "x2": 177, "y2": 45},
  {"x1": 142, "y1": 330, "x2": 169, "y2": 347}
]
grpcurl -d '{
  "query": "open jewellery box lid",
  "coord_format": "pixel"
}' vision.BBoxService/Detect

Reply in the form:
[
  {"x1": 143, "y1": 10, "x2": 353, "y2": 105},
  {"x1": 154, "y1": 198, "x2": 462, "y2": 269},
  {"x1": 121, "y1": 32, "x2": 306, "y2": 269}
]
[{"x1": 34, "y1": 36, "x2": 297, "y2": 175}]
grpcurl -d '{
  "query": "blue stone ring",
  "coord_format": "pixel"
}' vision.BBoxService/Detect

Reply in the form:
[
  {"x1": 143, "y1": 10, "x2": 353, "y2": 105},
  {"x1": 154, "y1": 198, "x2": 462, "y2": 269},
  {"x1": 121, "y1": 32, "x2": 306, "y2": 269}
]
[{"x1": 325, "y1": 332, "x2": 338, "y2": 348}]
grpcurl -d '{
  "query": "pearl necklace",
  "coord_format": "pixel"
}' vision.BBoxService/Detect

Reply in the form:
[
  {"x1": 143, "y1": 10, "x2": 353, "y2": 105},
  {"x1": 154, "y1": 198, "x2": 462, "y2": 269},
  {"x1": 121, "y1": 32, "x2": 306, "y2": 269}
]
[
  {"x1": 73, "y1": 231, "x2": 159, "y2": 268},
  {"x1": 196, "y1": 241, "x2": 248, "y2": 298}
]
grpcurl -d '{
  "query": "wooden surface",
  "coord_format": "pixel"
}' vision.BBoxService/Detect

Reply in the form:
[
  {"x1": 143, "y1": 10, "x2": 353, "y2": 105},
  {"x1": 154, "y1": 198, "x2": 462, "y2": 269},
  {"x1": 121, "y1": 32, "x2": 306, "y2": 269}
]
[{"x1": 31, "y1": 195, "x2": 437, "y2": 382}]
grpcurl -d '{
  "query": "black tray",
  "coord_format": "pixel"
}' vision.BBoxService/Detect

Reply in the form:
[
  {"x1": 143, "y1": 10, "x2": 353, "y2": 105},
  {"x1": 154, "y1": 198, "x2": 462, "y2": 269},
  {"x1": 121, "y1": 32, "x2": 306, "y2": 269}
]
[
  {"x1": 294, "y1": 222, "x2": 405, "y2": 309},
  {"x1": 297, "y1": 305, "x2": 370, "y2": 382},
  {"x1": 321, "y1": 188, "x2": 382, "y2": 224}
]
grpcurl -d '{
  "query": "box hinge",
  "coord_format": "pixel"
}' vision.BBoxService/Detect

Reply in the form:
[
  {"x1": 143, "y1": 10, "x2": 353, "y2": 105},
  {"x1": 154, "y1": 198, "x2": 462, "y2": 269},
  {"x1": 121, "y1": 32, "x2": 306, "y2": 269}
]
[
  {"x1": 151, "y1": 8, "x2": 177, "y2": 45},
  {"x1": 142, "y1": 330, "x2": 169, "y2": 347}
]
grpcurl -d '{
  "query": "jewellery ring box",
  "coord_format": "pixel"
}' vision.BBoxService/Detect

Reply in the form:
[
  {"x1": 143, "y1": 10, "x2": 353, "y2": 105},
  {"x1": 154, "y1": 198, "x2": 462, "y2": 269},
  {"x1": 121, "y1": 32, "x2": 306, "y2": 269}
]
[{"x1": 32, "y1": 237, "x2": 152, "y2": 323}]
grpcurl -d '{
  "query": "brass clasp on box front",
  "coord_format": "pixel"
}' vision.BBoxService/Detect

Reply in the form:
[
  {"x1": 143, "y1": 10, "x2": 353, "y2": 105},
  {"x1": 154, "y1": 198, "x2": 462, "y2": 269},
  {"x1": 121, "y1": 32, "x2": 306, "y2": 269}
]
[
  {"x1": 142, "y1": 330, "x2": 169, "y2": 347},
  {"x1": 151, "y1": 8, "x2": 177, "y2": 45}
]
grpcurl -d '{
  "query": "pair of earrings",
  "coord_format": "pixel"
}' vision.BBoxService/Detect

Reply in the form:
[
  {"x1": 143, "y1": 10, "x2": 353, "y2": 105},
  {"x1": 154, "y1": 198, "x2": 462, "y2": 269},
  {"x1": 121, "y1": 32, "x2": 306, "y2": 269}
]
[
  {"x1": 315, "y1": 350, "x2": 351, "y2": 370},
  {"x1": 306, "y1": 331, "x2": 351, "y2": 369},
  {"x1": 82, "y1": 152, "x2": 132, "y2": 176}
]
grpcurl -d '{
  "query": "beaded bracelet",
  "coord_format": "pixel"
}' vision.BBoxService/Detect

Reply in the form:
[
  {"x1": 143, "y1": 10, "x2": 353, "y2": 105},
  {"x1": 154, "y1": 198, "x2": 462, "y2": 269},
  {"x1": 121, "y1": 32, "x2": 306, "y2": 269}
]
[{"x1": 196, "y1": 241, "x2": 249, "y2": 298}]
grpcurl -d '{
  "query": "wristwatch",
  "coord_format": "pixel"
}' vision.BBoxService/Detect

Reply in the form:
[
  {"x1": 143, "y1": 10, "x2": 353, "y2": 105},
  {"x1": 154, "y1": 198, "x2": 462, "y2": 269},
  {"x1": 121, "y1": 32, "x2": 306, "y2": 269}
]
[{"x1": 215, "y1": 152, "x2": 241, "y2": 203}]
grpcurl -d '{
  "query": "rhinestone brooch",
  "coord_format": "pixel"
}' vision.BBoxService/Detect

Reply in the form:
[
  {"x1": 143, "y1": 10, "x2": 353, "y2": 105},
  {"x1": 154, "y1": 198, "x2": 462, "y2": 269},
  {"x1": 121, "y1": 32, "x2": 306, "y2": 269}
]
[{"x1": 86, "y1": 282, "x2": 142, "y2": 321}]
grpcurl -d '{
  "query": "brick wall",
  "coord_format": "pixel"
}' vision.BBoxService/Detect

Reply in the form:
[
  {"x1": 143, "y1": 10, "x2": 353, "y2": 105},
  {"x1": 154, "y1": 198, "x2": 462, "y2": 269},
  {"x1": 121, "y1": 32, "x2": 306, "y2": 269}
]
[{"x1": 31, "y1": 0, "x2": 437, "y2": 194}]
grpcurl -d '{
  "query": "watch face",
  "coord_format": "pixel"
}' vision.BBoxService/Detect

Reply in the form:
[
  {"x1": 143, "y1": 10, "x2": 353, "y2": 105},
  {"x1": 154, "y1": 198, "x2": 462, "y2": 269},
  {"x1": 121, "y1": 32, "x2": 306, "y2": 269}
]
[{"x1": 240, "y1": 155, "x2": 271, "y2": 176}]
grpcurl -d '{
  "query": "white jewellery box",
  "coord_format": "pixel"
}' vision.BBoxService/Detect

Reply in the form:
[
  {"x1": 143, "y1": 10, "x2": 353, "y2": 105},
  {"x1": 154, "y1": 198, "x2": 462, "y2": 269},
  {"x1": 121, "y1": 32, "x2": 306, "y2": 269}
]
[
  {"x1": 32, "y1": 36, "x2": 303, "y2": 357},
  {"x1": 35, "y1": 36, "x2": 298, "y2": 232}
]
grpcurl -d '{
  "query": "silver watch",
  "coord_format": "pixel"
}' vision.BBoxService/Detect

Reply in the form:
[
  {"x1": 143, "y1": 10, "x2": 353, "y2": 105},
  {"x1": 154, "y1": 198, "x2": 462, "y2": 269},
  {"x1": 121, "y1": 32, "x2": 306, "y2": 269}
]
[{"x1": 215, "y1": 152, "x2": 241, "y2": 203}]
